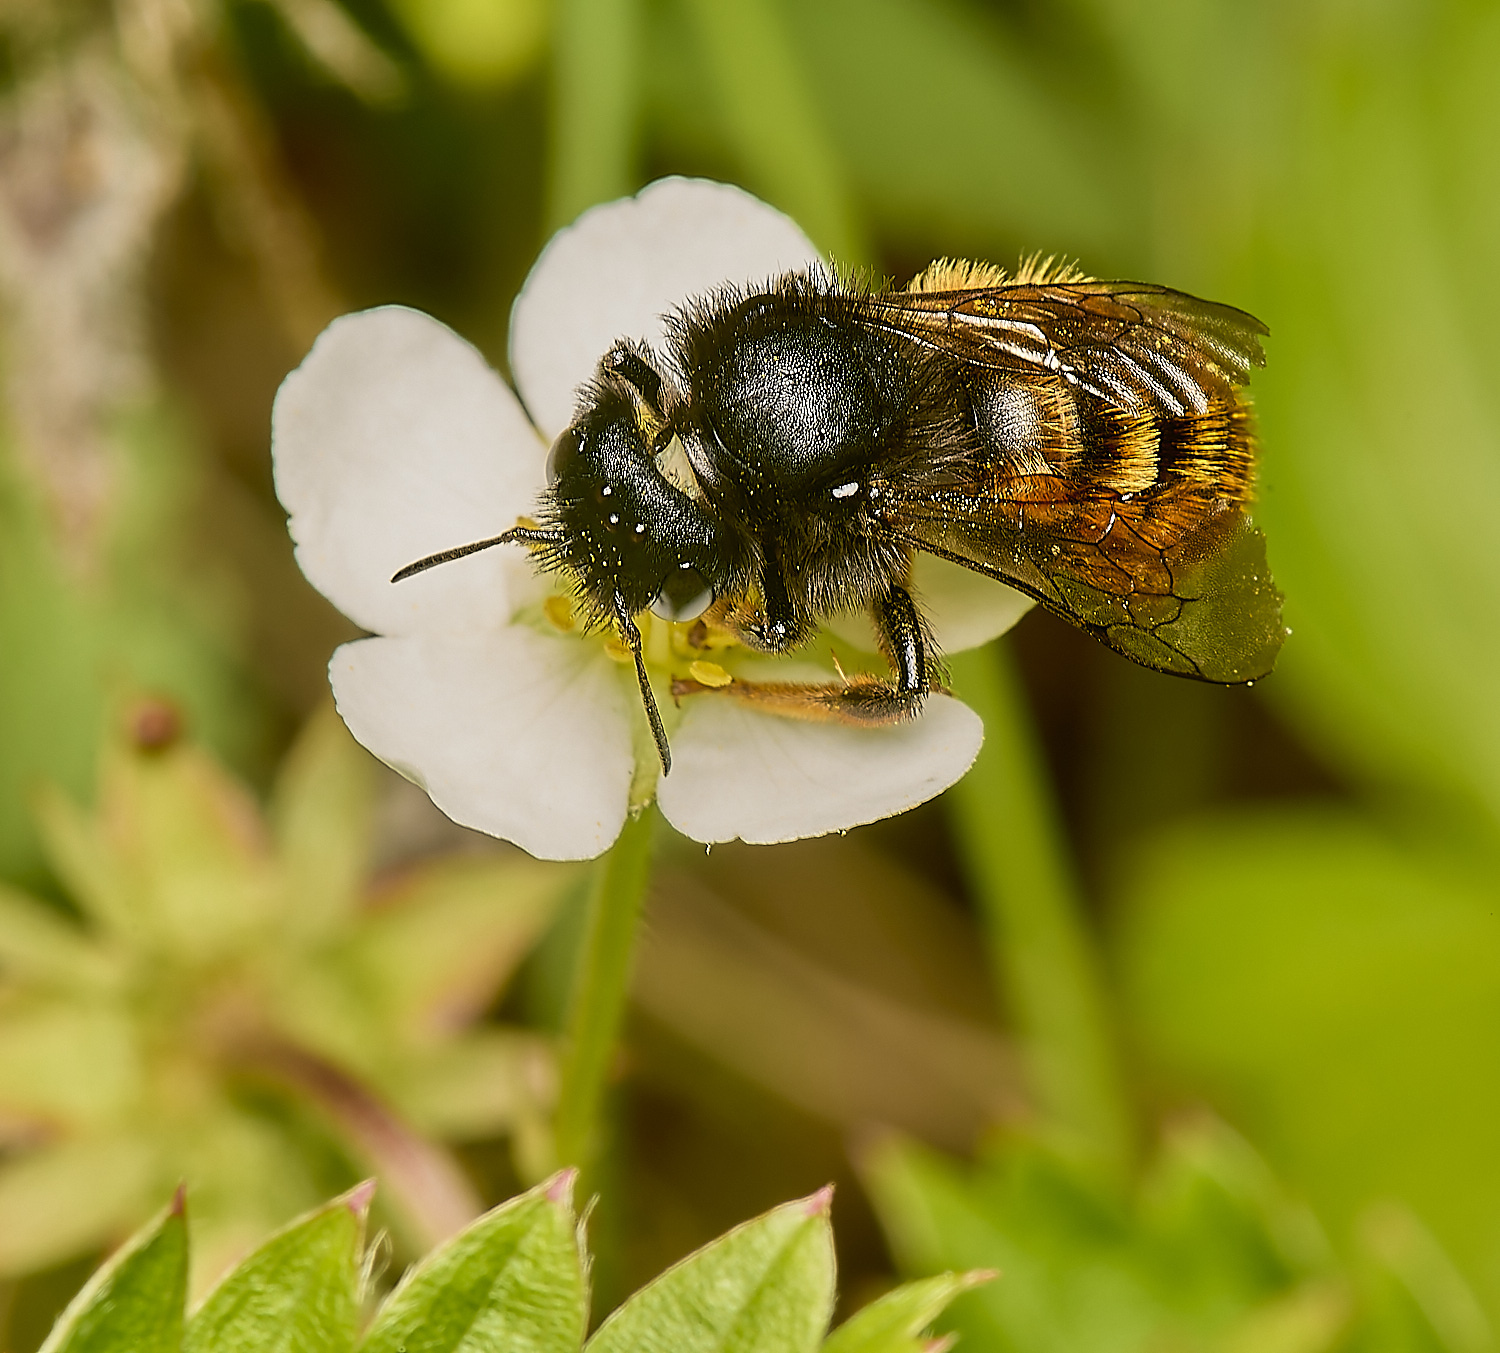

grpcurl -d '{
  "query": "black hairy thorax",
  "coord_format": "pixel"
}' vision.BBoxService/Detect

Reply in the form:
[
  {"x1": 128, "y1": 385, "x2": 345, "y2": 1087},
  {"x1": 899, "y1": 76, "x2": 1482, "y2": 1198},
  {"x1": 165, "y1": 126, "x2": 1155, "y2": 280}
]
[{"x1": 666, "y1": 276, "x2": 970, "y2": 646}]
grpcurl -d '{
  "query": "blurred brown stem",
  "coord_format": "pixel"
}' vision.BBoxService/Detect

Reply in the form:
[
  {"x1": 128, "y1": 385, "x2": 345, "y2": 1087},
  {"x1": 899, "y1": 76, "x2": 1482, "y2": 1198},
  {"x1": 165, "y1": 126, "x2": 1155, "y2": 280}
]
[{"x1": 243, "y1": 1040, "x2": 481, "y2": 1250}]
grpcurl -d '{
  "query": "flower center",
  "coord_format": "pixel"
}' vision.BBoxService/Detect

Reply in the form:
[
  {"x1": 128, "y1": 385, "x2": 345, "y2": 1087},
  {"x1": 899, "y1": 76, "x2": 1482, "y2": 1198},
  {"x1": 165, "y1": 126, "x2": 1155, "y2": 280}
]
[{"x1": 535, "y1": 587, "x2": 742, "y2": 690}]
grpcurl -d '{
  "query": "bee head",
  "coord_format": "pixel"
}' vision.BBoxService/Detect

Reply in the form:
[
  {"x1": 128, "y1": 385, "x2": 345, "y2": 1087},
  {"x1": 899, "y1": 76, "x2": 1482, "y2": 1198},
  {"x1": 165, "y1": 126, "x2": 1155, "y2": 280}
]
[{"x1": 543, "y1": 345, "x2": 726, "y2": 625}]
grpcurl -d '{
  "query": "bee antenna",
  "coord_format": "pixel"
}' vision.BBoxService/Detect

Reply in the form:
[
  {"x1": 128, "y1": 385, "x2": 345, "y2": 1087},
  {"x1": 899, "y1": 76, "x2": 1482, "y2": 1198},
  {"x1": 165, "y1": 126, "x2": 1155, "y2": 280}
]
[
  {"x1": 390, "y1": 527, "x2": 558, "y2": 583},
  {"x1": 611, "y1": 593, "x2": 672, "y2": 776}
]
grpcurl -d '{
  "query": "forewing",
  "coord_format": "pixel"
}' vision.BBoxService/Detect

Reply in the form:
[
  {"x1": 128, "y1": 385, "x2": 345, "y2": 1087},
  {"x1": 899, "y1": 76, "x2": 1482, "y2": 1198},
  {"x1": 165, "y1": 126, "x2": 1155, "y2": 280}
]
[
  {"x1": 902, "y1": 481, "x2": 1285, "y2": 683},
  {"x1": 863, "y1": 281, "x2": 1267, "y2": 418}
]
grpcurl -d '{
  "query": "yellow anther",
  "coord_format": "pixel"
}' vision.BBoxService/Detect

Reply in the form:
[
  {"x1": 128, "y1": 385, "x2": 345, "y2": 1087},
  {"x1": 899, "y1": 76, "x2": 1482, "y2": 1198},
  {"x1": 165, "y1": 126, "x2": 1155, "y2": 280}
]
[
  {"x1": 515, "y1": 515, "x2": 540, "y2": 530},
  {"x1": 603, "y1": 635, "x2": 633, "y2": 664},
  {"x1": 688, "y1": 660, "x2": 732, "y2": 688},
  {"x1": 543, "y1": 595, "x2": 576, "y2": 631}
]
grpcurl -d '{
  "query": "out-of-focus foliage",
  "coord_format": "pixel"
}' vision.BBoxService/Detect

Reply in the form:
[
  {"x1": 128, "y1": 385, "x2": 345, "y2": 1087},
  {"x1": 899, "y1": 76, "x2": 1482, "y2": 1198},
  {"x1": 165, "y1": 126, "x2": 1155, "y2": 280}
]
[
  {"x1": 1117, "y1": 811, "x2": 1500, "y2": 1331},
  {"x1": 0, "y1": 703, "x2": 567, "y2": 1290},
  {"x1": 1, "y1": 0, "x2": 1497, "y2": 1348},
  {"x1": 868, "y1": 1117, "x2": 1487, "y2": 1353},
  {"x1": 40, "y1": 1177, "x2": 982, "y2": 1353}
]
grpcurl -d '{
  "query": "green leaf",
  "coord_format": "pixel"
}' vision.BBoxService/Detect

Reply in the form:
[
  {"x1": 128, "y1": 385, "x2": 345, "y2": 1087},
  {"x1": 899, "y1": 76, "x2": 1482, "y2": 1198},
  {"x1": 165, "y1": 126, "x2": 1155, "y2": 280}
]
[
  {"x1": 269, "y1": 706, "x2": 376, "y2": 941},
  {"x1": 1116, "y1": 807, "x2": 1500, "y2": 1303},
  {"x1": 361, "y1": 1171, "x2": 587, "y2": 1353},
  {"x1": 39, "y1": 1190, "x2": 187, "y2": 1353},
  {"x1": 863, "y1": 1121, "x2": 1333, "y2": 1353},
  {"x1": 586, "y1": 1188, "x2": 836, "y2": 1353},
  {"x1": 349, "y1": 856, "x2": 569, "y2": 1039},
  {"x1": 33, "y1": 784, "x2": 133, "y2": 936},
  {"x1": 821, "y1": 1272, "x2": 994, "y2": 1353},
  {"x1": 1237, "y1": 7, "x2": 1500, "y2": 821},
  {"x1": 102, "y1": 742, "x2": 279, "y2": 963},
  {"x1": 0, "y1": 997, "x2": 141, "y2": 1125},
  {"x1": 0, "y1": 1134, "x2": 159, "y2": 1277},
  {"x1": 184, "y1": 1183, "x2": 370, "y2": 1353},
  {"x1": 389, "y1": 1029, "x2": 554, "y2": 1139},
  {"x1": 0, "y1": 883, "x2": 113, "y2": 987}
]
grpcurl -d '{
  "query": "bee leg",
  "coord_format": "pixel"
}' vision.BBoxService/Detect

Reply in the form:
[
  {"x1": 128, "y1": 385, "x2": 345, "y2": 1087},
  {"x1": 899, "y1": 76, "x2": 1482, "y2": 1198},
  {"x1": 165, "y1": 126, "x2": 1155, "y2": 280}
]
[
  {"x1": 613, "y1": 592, "x2": 672, "y2": 775},
  {"x1": 670, "y1": 583, "x2": 932, "y2": 727}
]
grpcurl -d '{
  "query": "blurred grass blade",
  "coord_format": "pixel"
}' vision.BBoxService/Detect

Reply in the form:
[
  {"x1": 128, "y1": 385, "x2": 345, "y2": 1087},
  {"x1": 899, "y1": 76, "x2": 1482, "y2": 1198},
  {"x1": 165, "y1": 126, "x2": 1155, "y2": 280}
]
[
  {"x1": 362, "y1": 1171, "x2": 587, "y2": 1353},
  {"x1": 1117, "y1": 807, "x2": 1500, "y2": 1308},
  {"x1": 790, "y1": 0, "x2": 1122, "y2": 259},
  {"x1": 549, "y1": 0, "x2": 641, "y2": 227},
  {"x1": 39, "y1": 1190, "x2": 187, "y2": 1353},
  {"x1": 821, "y1": 1272, "x2": 995, "y2": 1353},
  {"x1": 947, "y1": 643, "x2": 1131, "y2": 1174},
  {"x1": 183, "y1": 1183, "x2": 370, "y2": 1353},
  {"x1": 586, "y1": 1189, "x2": 836, "y2": 1353},
  {"x1": 680, "y1": 0, "x2": 868, "y2": 265},
  {"x1": 265, "y1": 0, "x2": 408, "y2": 105}
]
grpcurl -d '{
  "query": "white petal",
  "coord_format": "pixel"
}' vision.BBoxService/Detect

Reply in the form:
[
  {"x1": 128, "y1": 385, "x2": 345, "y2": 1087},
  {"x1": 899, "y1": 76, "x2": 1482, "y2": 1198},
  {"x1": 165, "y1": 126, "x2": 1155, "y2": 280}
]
[
  {"x1": 657, "y1": 695, "x2": 983, "y2": 845},
  {"x1": 912, "y1": 554, "x2": 1034, "y2": 653},
  {"x1": 329, "y1": 629, "x2": 634, "y2": 861},
  {"x1": 274, "y1": 306, "x2": 547, "y2": 637},
  {"x1": 824, "y1": 553, "x2": 1035, "y2": 656},
  {"x1": 510, "y1": 178, "x2": 821, "y2": 439}
]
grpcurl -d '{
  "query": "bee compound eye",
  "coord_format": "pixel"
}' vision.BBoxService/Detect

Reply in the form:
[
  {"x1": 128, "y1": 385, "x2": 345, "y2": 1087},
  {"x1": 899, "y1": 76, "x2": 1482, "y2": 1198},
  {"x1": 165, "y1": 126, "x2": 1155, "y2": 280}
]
[
  {"x1": 545, "y1": 424, "x2": 583, "y2": 487},
  {"x1": 649, "y1": 565, "x2": 713, "y2": 623}
]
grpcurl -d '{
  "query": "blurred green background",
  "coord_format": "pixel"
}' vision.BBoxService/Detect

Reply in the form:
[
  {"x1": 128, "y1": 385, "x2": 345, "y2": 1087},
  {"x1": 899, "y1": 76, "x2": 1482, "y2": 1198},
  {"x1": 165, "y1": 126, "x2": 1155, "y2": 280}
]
[{"x1": 0, "y1": 0, "x2": 1497, "y2": 1350}]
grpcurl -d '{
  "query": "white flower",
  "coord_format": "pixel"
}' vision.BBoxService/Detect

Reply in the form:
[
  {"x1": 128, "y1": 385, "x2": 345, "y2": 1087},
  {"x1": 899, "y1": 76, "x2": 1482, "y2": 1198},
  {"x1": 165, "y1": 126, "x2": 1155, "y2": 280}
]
[{"x1": 272, "y1": 178, "x2": 1032, "y2": 861}]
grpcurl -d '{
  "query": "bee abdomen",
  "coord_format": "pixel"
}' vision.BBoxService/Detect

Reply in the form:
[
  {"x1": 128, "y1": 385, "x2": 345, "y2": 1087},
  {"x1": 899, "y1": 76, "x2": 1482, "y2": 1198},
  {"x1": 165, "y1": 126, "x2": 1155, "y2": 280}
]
[{"x1": 1073, "y1": 394, "x2": 1257, "y2": 504}]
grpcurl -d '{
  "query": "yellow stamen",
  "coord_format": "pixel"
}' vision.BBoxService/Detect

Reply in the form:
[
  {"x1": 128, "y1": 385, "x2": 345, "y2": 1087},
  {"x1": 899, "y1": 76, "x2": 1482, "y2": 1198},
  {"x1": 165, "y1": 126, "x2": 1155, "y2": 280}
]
[
  {"x1": 603, "y1": 635, "x2": 633, "y2": 664},
  {"x1": 688, "y1": 660, "x2": 732, "y2": 688},
  {"x1": 544, "y1": 595, "x2": 576, "y2": 631}
]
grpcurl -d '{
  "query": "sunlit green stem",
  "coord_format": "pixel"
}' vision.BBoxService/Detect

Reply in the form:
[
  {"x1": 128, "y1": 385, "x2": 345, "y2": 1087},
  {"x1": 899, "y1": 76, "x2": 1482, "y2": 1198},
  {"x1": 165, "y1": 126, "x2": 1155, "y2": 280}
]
[
  {"x1": 553, "y1": 807, "x2": 656, "y2": 1174},
  {"x1": 948, "y1": 642, "x2": 1133, "y2": 1175},
  {"x1": 548, "y1": 0, "x2": 640, "y2": 230}
]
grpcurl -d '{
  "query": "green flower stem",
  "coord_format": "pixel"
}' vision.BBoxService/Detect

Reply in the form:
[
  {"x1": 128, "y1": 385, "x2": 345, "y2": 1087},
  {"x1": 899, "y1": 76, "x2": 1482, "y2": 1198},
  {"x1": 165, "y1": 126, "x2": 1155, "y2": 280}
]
[
  {"x1": 948, "y1": 641, "x2": 1133, "y2": 1174},
  {"x1": 547, "y1": 0, "x2": 640, "y2": 230},
  {"x1": 553, "y1": 807, "x2": 657, "y2": 1174}
]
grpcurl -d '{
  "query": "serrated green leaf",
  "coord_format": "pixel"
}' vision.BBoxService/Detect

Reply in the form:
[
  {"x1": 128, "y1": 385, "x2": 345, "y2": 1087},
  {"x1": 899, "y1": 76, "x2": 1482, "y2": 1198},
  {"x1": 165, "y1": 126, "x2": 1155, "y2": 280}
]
[
  {"x1": 361, "y1": 1171, "x2": 586, "y2": 1353},
  {"x1": 39, "y1": 1191, "x2": 187, "y2": 1353},
  {"x1": 587, "y1": 1189, "x2": 836, "y2": 1353},
  {"x1": 821, "y1": 1272, "x2": 994, "y2": 1353},
  {"x1": 864, "y1": 1126, "x2": 1327, "y2": 1353},
  {"x1": 184, "y1": 1184, "x2": 369, "y2": 1353}
]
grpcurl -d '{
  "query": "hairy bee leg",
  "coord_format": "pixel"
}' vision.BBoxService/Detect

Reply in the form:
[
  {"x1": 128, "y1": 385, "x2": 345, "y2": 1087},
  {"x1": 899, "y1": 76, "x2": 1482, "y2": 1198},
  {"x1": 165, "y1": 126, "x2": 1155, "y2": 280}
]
[
  {"x1": 670, "y1": 584, "x2": 933, "y2": 727},
  {"x1": 613, "y1": 592, "x2": 672, "y2": 775}
]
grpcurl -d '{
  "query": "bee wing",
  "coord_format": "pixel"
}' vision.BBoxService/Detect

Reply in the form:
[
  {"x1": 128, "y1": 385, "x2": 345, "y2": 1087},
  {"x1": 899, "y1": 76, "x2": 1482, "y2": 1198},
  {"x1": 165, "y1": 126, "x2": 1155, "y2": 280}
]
[
  {"x1": 900, "y1": 480, "x2": 1285, "y2": 683},
  {"x1": 863, "y1": 282, "x2": 1267, "y2": 418}
]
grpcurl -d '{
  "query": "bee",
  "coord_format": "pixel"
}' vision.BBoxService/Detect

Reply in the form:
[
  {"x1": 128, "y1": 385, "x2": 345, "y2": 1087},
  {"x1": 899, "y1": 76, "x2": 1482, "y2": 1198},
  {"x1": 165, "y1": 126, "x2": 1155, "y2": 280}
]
[{"x1": 394, "y1": 258, "x2": 1284, "y2": 775}]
